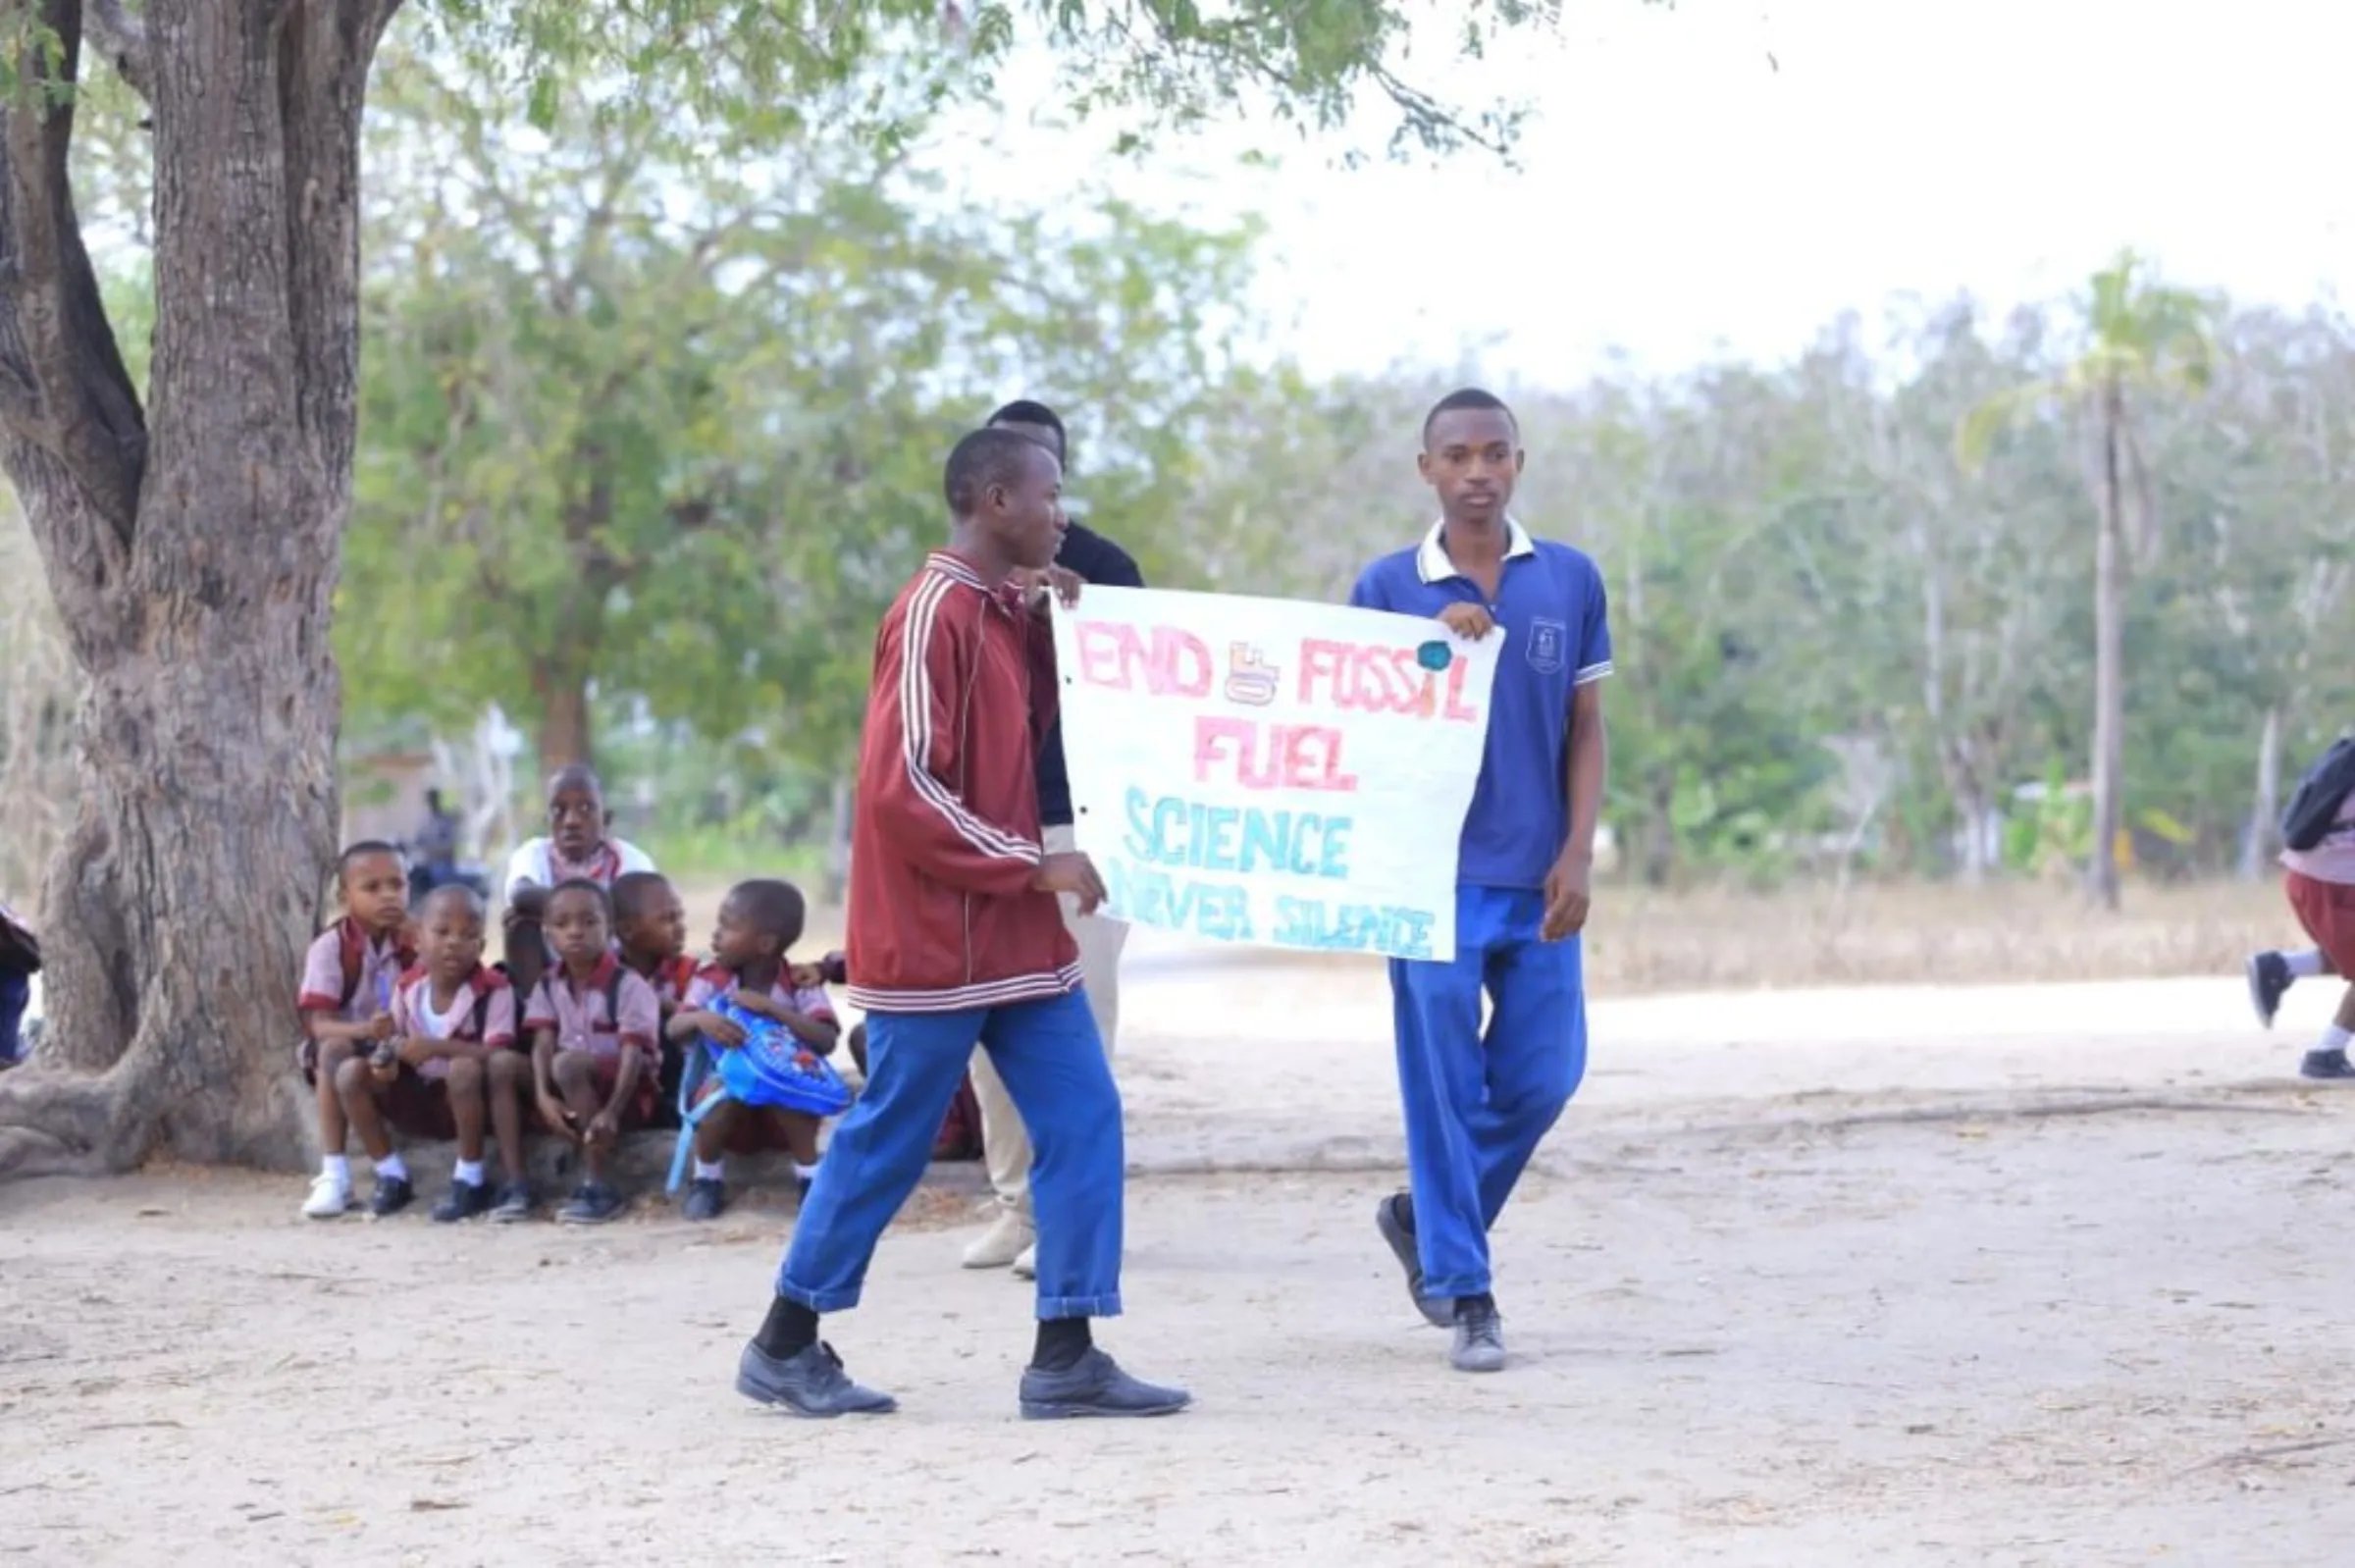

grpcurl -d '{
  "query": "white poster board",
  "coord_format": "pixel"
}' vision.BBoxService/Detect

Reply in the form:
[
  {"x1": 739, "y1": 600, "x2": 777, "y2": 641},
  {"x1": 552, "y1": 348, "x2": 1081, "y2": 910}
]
[{"x1": 1049, "y1": 587, "x2": 1501, "y2": 963}]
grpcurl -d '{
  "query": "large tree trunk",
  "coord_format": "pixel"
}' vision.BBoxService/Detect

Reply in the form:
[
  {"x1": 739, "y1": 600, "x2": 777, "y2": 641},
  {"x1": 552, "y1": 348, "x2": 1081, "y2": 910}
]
[
  {"x1": 0, "y1": 0, "x2": 400, "y2": 1178},
  {"x1": 533, "y1": 667, "x2": 594, "y2": 772},
  {"x1": 2087, "y1": 384, "x2": 2126, "y2": 912}
]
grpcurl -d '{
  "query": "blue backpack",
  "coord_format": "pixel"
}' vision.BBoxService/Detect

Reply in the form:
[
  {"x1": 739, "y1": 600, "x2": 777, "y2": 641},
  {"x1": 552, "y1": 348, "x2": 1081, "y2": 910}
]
[{"x1": 666, "y1": 997, "x2": 853, "y2": 1191}]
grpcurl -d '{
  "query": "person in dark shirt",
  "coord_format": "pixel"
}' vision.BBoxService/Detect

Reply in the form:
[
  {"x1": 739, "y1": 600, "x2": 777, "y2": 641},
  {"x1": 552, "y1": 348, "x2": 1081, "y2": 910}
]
[{"x1": 956, "y1": 398, "x2": 1141, "y2": 1280}]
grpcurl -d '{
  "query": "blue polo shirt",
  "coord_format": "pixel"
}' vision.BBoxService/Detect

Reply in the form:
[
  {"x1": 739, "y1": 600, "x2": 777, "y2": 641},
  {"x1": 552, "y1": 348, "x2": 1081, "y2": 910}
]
[{"x1": 1349, "y1": 518, "x2": 1612, "y2": 890}]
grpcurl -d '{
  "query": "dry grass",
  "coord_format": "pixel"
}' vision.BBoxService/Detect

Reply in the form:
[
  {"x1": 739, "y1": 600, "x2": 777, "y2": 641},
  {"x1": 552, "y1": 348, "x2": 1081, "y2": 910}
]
[
  {"x1": 670, "y1": 875, "x2": 2296, "y2": 996},
  {"x1": 1593, "y1": 878, "x2": 2292, "y2": 992}
]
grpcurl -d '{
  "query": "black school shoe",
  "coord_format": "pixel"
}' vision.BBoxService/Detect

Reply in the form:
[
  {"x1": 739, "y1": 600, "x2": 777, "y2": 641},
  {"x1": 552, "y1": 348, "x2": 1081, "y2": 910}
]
[
  {"x1": 1376, "y1": 1192, "x2": 1453, "y2": 1329},
  {"x1": 2300, "y1": 1048, "x2": 2355, "y2": 1080},
  {"x1": 432, "y1": 1179, "x2": 493, "y2": 1224},
  {"x1": 557, "y1": 1180, "x2": 623, "y2": 1225},
  {"x1": 2247, "y1": 951, "x2": 2292, "y2": 1029},
  {"x1": 682, "y1": 1177, "x2": 727, "y2": 1222},
  {"x1": 490, "y1": 1180, "x2": 535, "y2": 1224},
  {"x1": 1019, "y1": 1349, "x2": 1191, "y2": 1420},
  {"x1": 368, "y1": 1176, "x2": 415, "y2": 1218}
]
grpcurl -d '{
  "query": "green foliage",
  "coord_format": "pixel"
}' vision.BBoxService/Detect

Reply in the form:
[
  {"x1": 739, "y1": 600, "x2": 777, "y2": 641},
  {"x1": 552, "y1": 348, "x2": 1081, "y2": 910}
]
[
  {"x1": 410, "y1": 0, "x2": 1578, "y2": 164},
  {"x1": 340, "y1": 43, "x2": 1276, "y2": 774}
]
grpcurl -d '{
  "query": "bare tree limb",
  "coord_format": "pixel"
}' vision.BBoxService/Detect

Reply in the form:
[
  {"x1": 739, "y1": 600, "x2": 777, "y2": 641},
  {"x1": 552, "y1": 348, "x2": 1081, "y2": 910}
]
[
  {"x1": 84, "y1": 0, "x2": 152, "y2": 101},
  {"x1": 0, "y1": 0, "x2": 148, "y2": 584}
]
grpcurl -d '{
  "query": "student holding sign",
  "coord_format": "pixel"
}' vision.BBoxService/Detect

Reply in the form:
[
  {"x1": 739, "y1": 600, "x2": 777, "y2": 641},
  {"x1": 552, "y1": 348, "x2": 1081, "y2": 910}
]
[
  {"x1": 1348, "y1": 388, "x2": 1612, "y2": 1376},
  {"x1": 960, "y1": 399, "x2": 1145, "y2": 1281},
  {"x1": 734, "y1": 427, "x2": 1188, "y2": 1422}
]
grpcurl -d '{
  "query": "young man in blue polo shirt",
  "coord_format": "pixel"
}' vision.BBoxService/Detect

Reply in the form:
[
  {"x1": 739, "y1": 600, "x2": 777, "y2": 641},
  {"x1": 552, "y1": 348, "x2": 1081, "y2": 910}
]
[{"x1": 1347, "y1": 387, "x2": 1612, "y2": 1374}]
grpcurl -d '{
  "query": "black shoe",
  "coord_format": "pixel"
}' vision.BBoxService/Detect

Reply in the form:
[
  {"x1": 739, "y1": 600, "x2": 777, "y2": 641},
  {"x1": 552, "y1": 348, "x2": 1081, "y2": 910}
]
[
  {"x1": 490, "y1": 1180, "x2": 534, "y2": 1224},
  {"x1": 736, "y1": 1340, "x2": 898, "y2": 1418},
  {"x1": 2248, "y1": 951, "x2": 2293, "y2": 1029},
  {"x1": 682, "y1": 1177, "x2": 727, "y2": 1222},
  {"x1": 2300, "y1": 1048, "x2": 2355, "y2": 1080},
  {"x1": 432, "y1": 1179, "x2": 493, "y2": 1224},
  {"x1": 1020, "y1": 1348, "x2": 1191, "y2": 1420},
  {"x1": 367, "y1": 1176, "x2": 415, "y2": 1218},
  {"x1": 1449, "y1": 1296, "x2": 1506, "y2": 1374},
  {"x1": 1375, "y1": 1192, "x2": 1451, "y2": 1328},
  {"x1": 557, "y1": 1180, "x2": 623, "y2": 1225}
]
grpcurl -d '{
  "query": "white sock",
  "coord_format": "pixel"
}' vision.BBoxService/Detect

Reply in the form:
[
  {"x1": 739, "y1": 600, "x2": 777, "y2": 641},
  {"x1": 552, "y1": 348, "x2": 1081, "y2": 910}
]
[
  {"x1": 693, "y1": 1159, "x2": 725, "y2": 1181},
  {"x1": 376, "y1": 1153, "x2": 408, "y2": 1183},
  {"x1": 321, "y1": 1154, "x2": 349, "y2": 1185},
  {"x1": 794, "y1": 1161, "x2": 821, "y2": 1182},
  {"x1": 2286, "y1": 948, "x2": 2329, "y2": 978},
  {"x1": 2319, "y1": 1025, "x2": 2351, "y2": 1055},
  {"x1": 453, "y1": 1159, "x2": 486, "y2": 1185}
]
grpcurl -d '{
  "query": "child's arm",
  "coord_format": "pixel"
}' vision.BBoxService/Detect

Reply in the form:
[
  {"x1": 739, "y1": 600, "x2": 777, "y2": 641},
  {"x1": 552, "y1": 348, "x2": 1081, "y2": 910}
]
[
  {"x1": 529, "y1": 1027, "x2": 572, "y2": 1134},
  {"x1": 770, "y1": 1003, "x2": 840, "y2": 1054},
  {"x1": 595, "y1": 1047, "x2": 644, "y2": 1131},
  {"x1": 666, "y1": 1008, "x2": 747, "y2": 1047},
  {"x1": 305, "y1": 1011, "x2": 392, "y2": 1047}
]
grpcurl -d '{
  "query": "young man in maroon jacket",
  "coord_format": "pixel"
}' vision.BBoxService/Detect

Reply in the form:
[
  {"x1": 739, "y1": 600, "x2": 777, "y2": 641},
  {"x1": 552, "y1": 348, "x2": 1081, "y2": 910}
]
[{"x1": 735, "y1": 427, "x2": 1190, "y2": 1421}]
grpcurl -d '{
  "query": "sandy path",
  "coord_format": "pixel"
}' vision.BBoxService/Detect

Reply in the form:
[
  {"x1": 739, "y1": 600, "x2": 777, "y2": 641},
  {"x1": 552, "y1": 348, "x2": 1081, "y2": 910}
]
[{"x1": 6, "y1": 953, "x2": 2355, "y2": 1565}]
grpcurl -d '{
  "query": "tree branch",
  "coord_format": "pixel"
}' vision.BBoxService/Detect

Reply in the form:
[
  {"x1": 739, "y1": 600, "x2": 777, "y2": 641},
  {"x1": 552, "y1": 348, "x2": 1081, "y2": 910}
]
[
  {"x1": 84, "y1": 0, "x2": 151, "y2": 101},
  {"x1": 0, "y1": 0, "x2": 148, "y2": 588}
]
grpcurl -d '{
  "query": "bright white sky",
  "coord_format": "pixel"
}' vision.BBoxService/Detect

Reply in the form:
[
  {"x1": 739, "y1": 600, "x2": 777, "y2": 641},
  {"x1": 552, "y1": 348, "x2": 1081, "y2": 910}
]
[{"x1": 943, "y1": 0, "x2": 2355, "y2": 388}]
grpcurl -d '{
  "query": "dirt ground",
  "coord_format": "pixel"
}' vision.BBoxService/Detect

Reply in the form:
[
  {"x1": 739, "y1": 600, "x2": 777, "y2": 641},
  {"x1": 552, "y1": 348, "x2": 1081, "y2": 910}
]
[{"x1": 7, "y1": 940, "x2": 2355, "y2": 1566}]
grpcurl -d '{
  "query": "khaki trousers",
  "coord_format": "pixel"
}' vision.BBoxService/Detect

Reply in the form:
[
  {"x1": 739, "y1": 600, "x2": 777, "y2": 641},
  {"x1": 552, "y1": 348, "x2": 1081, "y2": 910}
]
[{"x1": 969, "y1": 822, "x2": 1125, "y2": 1219}]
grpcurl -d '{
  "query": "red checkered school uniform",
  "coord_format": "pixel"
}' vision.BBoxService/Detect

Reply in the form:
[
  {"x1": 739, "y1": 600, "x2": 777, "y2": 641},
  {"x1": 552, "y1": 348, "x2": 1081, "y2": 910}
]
[{"x1": 523, "y1": 954, "x2": 663, "y2": 1125}]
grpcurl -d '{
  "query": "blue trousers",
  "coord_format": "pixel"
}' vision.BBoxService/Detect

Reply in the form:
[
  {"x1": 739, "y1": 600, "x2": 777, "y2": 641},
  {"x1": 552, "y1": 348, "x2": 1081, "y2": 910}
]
[
  {"x1": 778, "y1": 988, "x2": 1125, "y2": 1320},
  {"x1": 1388, "y1": 883, "x2": 1588, "y2": 1300},
  {"x1": 0, "y1": 970, "x2": 26, "y2": 1065}
]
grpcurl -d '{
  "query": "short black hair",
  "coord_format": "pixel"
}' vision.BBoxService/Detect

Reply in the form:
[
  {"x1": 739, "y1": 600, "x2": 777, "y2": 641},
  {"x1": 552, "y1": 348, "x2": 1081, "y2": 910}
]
[
  {"x1": 944, "y1": 427, "x2": 1052, "y2": 518},
  {"x1": 544, "y1": 878, "x2": 612, "y2": 920},
  {"x1": 547, "y1": 763, "x2": 603, "y2": 800},
  {"x1": 725, "y1": 877, "x2": 807, "y2": 954},
  {"x1": 418, "y1": 883, "x2": 486, "y2": 923},
  {"x1": 986, "y1": 399, "x2": 1069, "y2": 465},
  {"x1": 1422, "y1": 387, "x2": 1518, "y2": 445},
  {"x1": 339, "y1": 840, "x2": 404, "y2": 877},
  {"x1": 610, "y1": 870, "x2": 674, "y2": 926}
]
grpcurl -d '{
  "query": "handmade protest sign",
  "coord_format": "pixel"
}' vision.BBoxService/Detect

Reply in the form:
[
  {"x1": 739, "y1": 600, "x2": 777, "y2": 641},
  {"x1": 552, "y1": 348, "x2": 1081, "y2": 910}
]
[{"x1": 1049, "y1": 587, "x2": 1502, "y2": 962}]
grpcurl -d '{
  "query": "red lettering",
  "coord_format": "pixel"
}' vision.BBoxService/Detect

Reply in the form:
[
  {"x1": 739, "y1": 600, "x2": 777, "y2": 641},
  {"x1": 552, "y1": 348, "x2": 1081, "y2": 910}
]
[
  {"x1": 1297, "y1": 638, "x2": 1463, "y2": 720},
  {"x1": 1442, "y1": 656, "x2": 1480, "y2": 723},
  {"x1": 1075, "y1": 622, "x2": 1213, "y2": 697},
  {"x1": 1193, "y1": 715, "x2": 1359, "y2": 793},
  {"x1": 1075, "y1": 622, "x2": 1128, "y2": 689}
]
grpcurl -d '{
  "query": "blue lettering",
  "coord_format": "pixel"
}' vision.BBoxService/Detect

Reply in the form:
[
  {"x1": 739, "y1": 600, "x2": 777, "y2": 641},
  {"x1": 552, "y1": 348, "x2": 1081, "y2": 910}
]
[
  {"x1": 1105, "y1": 859, "x2": 1256, "y2": 942},
  {"x1": 1120, "y1": 795, "x2": 1355, "y2": 881},
  {"x1": 1122, "y1": 786, "x2": 1156, "y2": 862},
  {"x1": 1271, "y1": 897, "x2": 1436, "y2": 960}
]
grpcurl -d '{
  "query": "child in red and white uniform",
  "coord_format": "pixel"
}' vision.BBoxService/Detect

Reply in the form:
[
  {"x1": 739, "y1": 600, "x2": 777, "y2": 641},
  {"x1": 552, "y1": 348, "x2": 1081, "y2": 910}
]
[
  {"x1": 295, "y1": 841, "x2": 415, "y2": 1220},
  {"x1": 525, "y1": 879, "x2": 662, "y2": 1225},
  {"x1": 613, "y1": 869, "x2": 698, "y2": 1118},
  {"x1": 668, "y1": 878, "x2": 839, "y2": 1221},
  {"x1": 378, "y1": 886, "x2": 533, "y2": 1222}
]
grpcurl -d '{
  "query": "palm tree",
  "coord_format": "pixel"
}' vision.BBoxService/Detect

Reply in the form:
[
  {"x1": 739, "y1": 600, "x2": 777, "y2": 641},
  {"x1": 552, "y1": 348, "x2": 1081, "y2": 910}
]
[{"x1": 1957, "y1": 250, "x2": 2216, "y2": 910}]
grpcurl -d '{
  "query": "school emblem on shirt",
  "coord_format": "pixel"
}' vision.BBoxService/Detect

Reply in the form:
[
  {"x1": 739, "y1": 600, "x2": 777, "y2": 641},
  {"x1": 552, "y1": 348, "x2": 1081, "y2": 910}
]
[{"x1": 1527, "y1": 617, "x2": 1567, "y2": 675}]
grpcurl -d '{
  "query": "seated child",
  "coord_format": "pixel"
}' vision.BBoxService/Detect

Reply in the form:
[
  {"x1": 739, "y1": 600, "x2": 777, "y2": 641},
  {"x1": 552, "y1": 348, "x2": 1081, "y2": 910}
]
[
  {"x1": 502, "y1": 764, "x2": 654, "y2": 1015},
  {"x1": 295, "y1": 842, "x2": 416, "y2": 1220},
  {"x1": 525, "y1": 878, "x2": 662, "y2": 1225},
  {"x1": 668, "y1": 879, "x2": 839, "y2": 1222},
  {"x1": 354, "y1": 885, "x2": 533, "y2": 1224},
  {"x1": 613, "y1": 869, "x2": 698, "y2": 1121},
  {"x1": 503, "y1": 764, "x2": 656, "y2": 899}
]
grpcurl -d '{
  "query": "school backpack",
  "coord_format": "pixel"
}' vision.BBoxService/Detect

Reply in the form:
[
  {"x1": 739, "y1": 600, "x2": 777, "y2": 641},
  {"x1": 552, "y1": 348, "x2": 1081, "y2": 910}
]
[
  {"x1": 2281, "y1": 733, "x2": 2355, "y2": 852},
  {"x1": 666, "y1": 998, "x2": 854, "y2": 1191}
]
